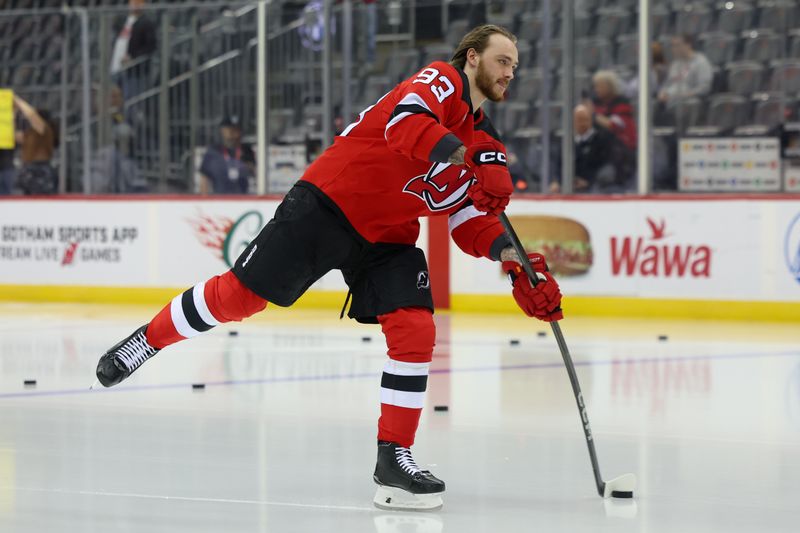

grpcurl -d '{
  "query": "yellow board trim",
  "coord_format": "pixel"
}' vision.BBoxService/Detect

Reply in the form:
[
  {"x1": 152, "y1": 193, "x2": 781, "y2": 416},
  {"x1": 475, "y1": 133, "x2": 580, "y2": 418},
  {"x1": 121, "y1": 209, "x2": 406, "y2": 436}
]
[
  {"x1": 451, "y1": 294, "x2": 800, "y2": 322},
  {"x1": 0, "y1": 285, "x2": 798, "y2": 322},
  {"x1": 0, "y1": 284, "x2": 349, "y2": 309}
]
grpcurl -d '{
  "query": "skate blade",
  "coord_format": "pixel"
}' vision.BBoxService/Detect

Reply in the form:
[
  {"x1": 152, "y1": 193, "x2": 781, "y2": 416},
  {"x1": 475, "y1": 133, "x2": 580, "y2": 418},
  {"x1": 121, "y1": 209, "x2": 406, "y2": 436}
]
[
  {"x1": 89, "y1": 379, "x2": 102, "y2": 390},
  {"x1": 373, "y1": 486, "x2": 443, "y2": 511}
]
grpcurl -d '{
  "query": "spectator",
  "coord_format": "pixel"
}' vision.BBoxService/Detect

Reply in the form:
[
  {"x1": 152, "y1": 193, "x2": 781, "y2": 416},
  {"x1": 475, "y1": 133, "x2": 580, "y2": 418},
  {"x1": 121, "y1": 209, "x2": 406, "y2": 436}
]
[
  {"x1": 549, "y1": 105, "x2": 619, "y2": 193},
  {"x1": 199, "y1": 116, "x2": 255, "y2": 195},
  {"x1": 625, "y1": 41, "x2": 669, "y2": 98},
  {"x1": 658, "y1": 34, "x2": 712, "y2": 105},
  {"x1": 14, "y1": 96, "x2": 58, "y2": 195},
  {"x1": 0, "y1": 146, "x2": 13, "y2": 195},
  {"x1": 652, "y1": 41, "x2": 669, "y2": 90},
  {"x1": 110, "y1": 0, "x2": 157, "y2": 99},
  {"x1": 107, "y1": 84, "x2": 140, "y2": 157},
  {"x1": 90, "y1": 84, "x2": 148, "y2": 193},
  {"x1": 589, "y1": 70, "x2": 637, "y2": 152}
]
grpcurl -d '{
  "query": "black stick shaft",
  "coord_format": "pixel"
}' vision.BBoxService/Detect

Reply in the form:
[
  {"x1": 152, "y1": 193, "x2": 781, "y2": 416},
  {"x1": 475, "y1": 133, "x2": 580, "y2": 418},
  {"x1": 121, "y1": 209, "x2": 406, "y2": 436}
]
[{"x1": 499, "y1": 212, "x2": 606, "y2": 497}]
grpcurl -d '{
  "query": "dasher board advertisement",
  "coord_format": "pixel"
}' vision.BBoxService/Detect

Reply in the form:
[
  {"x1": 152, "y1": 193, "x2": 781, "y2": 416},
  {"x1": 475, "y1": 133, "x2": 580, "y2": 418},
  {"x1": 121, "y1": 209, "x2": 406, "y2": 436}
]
[
  {"x1": 0, "y1": 198, "x2": 429, "y2": 294},
  {"x1": 451, "y1": 198, "x2": 800, "y2": 303}
]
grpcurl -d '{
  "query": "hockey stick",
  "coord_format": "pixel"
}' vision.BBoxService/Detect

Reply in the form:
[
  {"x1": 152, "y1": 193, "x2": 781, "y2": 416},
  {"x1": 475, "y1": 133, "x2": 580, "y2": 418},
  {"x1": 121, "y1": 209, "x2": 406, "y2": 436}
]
[{"x1": 498, "y1": 212, "x2": 636, "y2": 499}]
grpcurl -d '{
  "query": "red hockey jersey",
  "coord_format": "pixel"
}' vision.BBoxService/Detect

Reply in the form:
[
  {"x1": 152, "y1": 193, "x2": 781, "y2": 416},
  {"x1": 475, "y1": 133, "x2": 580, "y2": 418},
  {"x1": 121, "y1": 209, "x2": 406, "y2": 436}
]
[{"x1": 301, "y1": 61, "x2": 509, "y2": 260}]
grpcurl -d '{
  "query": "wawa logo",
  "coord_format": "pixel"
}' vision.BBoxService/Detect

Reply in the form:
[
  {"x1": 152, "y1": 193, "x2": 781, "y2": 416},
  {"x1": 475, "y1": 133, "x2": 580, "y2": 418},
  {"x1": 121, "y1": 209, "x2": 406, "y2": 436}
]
[{"x1": 610, "y1": 218, "x2": 712, "y2": 278}]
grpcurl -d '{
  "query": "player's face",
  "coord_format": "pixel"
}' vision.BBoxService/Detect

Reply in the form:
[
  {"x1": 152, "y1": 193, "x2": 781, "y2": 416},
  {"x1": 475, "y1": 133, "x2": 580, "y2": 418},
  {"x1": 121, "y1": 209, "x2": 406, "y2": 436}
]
[{"x1": 475, "y1": 34, "x2": 518, "y2": 103}]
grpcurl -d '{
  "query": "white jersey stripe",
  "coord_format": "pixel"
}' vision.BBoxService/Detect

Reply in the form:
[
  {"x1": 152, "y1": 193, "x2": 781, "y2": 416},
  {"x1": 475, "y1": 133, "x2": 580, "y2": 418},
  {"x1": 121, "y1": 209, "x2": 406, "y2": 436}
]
[
  {"x1": 448, "y1": 205, "x2": 485, "y2": 232},
  {"x1": 383, "y1": 360, "x2": 431, "y2": 377},
  {"x1": 380, "y1": 388, "x2": 426, "y2": 409},
  {"x1": 192, "y1": 281, "x2": 219, "y2": 327},
  {"x1": 384, "y1": 112, "x2": 413, "y2": 138},
  {"x1": 341, "y1": 91, "x2": 390, "y2": 137},
  {"x1": 395, "y1": 92, "x2": 433, "y2": 113},
  {"x1": 170, "y1": 293, "x2": 201, "y2": 338},
  {"x1": 384, "y1": 94, "x2": 437, "y2": 137}
]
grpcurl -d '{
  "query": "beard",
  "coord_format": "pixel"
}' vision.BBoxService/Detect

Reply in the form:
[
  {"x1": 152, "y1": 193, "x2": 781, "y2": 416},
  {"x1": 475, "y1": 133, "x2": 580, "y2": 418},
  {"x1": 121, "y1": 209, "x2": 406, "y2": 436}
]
[{"x1": 475, "y1": 62, "x2": 506, "y2": 103}]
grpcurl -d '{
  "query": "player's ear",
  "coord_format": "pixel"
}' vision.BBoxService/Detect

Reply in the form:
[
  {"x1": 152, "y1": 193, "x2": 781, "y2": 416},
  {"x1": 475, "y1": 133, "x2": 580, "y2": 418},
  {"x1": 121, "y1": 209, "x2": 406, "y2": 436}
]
[{"x1": 466, "y1": 47, "x2": 479, "y2": 68}]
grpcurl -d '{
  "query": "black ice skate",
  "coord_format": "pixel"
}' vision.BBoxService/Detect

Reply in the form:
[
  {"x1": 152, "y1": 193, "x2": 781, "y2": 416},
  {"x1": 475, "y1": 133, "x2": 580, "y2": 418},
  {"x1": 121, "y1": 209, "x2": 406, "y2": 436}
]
[
  {"x1": 373, "y1": 440, "x2": 445, "y2": 511},
  {"x1": 94, "y1": 325, "x2": 159, "y2": 388}
]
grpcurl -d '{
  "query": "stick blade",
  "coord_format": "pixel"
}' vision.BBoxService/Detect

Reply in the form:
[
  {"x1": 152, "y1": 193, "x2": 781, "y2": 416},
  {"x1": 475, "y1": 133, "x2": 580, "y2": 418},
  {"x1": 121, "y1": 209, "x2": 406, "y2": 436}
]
[{"x1": 602, "y1": 473, "x2": 637, "y2": 499}]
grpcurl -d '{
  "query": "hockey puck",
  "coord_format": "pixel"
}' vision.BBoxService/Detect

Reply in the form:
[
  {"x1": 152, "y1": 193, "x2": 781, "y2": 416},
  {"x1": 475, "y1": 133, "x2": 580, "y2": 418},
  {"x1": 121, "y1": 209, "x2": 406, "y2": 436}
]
[
  {"x1": 434, "y1": 405, "x2": 449, "y2": 412},
  {"x1": 611, "y1": 490, "x2": 634, "y2": 499},
  {"x1": 537, "y1": 331, "x2": 547, "y2": 338},
  {"x1": 191, "y1": 383, "x2": 206, "y2": 390},
  {"x1": 23, "y1": 379, "x2": 36, "y2": 386},
  {"x1": 658, "y1": 335, "x2": 668, "y2": 341},
  {"x1": 509, "y1": 339, "x2": 520, "y2": 346},
  {"x1": 361, "y1": 336, "x2": 372, "y2": 342},
  {"x1": 228, "y1": 330, "x2": 239, "y2": 337}
]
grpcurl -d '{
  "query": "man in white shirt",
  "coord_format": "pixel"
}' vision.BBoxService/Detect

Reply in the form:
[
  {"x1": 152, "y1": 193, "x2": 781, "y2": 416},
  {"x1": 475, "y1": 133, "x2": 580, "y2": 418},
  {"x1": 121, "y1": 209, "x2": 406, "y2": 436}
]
[
  {"x1": 110, "y1": 0, "x2": 156, "y2": 97},
  {"x1": 658, "y1": 34, "x2": 713, "y2": 106}
]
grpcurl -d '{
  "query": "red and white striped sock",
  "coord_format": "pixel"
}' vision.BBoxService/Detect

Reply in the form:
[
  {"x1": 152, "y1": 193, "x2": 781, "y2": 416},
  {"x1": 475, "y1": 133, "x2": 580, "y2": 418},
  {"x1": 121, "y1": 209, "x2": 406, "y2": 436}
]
[
  {"x1": 145, "y1": 270, "x2": 267, "y2": 349},
  {"x1": 377, "y1": 307, "x2": 436, "y2": 448}
]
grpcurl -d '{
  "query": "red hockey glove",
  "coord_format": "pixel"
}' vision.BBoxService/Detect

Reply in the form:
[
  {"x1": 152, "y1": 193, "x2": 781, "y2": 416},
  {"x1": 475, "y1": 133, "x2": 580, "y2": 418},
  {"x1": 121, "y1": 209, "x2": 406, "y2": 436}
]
[
  {"x1": 464, "y1": 140, "x2": 514, "y2": 216},
  {"x1": 502, "y1": 252, "x2": 563, "y2": 322}
]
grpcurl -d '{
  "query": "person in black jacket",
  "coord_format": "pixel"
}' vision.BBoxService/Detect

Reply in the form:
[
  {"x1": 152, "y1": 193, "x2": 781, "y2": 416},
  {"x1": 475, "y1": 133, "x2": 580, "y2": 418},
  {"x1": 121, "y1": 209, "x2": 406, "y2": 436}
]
[
  {"x1": 110, "y1": 0, "x2": 157, "y2": 99},
  {"x1": 550, "y1": 104, "x2": 618, "y2": 193}
]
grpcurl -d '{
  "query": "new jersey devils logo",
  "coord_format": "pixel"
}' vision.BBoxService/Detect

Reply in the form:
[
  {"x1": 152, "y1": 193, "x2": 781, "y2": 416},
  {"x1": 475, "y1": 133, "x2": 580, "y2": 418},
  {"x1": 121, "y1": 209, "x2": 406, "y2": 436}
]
[{"x1": 403, "y1": 162, "x2": 475, "y2": 211}]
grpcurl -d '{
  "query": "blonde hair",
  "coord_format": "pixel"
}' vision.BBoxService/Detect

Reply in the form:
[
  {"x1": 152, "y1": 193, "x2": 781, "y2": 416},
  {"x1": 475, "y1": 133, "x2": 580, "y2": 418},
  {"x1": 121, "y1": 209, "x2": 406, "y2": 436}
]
[
  {"x1": 450, "y1": 24, "x2": 517, "y2": 69},
  {"x1": 592, "y1": 70, "x2": 623, "y2": 97}
]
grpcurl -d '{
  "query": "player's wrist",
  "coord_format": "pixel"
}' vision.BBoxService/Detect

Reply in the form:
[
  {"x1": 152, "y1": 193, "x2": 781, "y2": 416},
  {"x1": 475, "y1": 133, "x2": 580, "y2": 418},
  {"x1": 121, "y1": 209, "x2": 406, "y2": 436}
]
[
  {"x1": 447, "y1": 145, "x2": 466, "y2": 165},
  {"x1": 499, "y1": 246, "x2": 519, "y2": 263}
]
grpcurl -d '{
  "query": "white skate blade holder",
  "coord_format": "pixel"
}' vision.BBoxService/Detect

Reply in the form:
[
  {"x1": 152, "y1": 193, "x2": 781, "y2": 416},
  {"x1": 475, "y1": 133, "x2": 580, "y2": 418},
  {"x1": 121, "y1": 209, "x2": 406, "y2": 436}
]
[
  {"x1": 602, "y1": 473, "x2": 637, "y2": 499},
  {"x1": 373, "y1": 486, "x2": 444, "y2": 511}
]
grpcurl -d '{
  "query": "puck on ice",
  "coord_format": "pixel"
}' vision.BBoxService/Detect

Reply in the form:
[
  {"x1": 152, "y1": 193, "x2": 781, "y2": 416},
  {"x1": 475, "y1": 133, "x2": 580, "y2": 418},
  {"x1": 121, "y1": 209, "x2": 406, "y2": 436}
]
[
  {"x1": 24, "y1": 379, "x2": 36, "y2": 386},
  {"x1": 192, "y1": 383, "x2": 206, "y2": 390},
  {"x1": 228, "y1": 330, "x2": 239, "y2": 337},
  {"x1": 509, "y1": 339, "x2": 520, "y2": 346},
  {"x1": 362, "y1": 336, "x2": 372, "y2": 342},
  {"x1": 658, "y1": 335, "x2": 668, "y2": 341},
  {"x1": 434, "y1": 405, "x2": 449, "y2": 412},
  {"x1": 537, "y1": 331, "x2": 547, "y2": 338},
  {"x1": 611, "y1": 490, "x2": 634, "y2": 499}
]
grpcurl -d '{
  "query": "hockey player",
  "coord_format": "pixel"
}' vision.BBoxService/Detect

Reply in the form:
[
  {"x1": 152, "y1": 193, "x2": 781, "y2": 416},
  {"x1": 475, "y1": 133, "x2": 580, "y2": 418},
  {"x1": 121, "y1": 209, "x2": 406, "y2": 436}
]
[{"x1": 95, "y1": 24, "x2": 563, "y2": 511}]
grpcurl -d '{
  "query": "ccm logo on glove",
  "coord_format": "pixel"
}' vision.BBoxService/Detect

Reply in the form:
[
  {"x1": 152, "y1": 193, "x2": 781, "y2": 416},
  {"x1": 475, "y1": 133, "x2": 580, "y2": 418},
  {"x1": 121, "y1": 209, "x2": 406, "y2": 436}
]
[{"x1": 477, "y1": 151, "x2": 507, "y2": 164}]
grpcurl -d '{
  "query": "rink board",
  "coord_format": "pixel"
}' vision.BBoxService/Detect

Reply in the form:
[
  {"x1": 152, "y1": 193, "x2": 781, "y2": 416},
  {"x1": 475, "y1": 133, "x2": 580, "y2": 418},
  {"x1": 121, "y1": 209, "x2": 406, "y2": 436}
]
[{"x1": 1, "y1": 195, "x2": 799, "y2": 320}]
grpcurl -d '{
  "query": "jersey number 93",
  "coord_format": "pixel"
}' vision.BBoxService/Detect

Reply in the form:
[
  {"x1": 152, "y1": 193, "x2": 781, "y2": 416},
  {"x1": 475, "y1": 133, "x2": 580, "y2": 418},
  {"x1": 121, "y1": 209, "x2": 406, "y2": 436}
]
[{"x1": 412, "y1": 68, "x2": 455, "y2": 103}]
